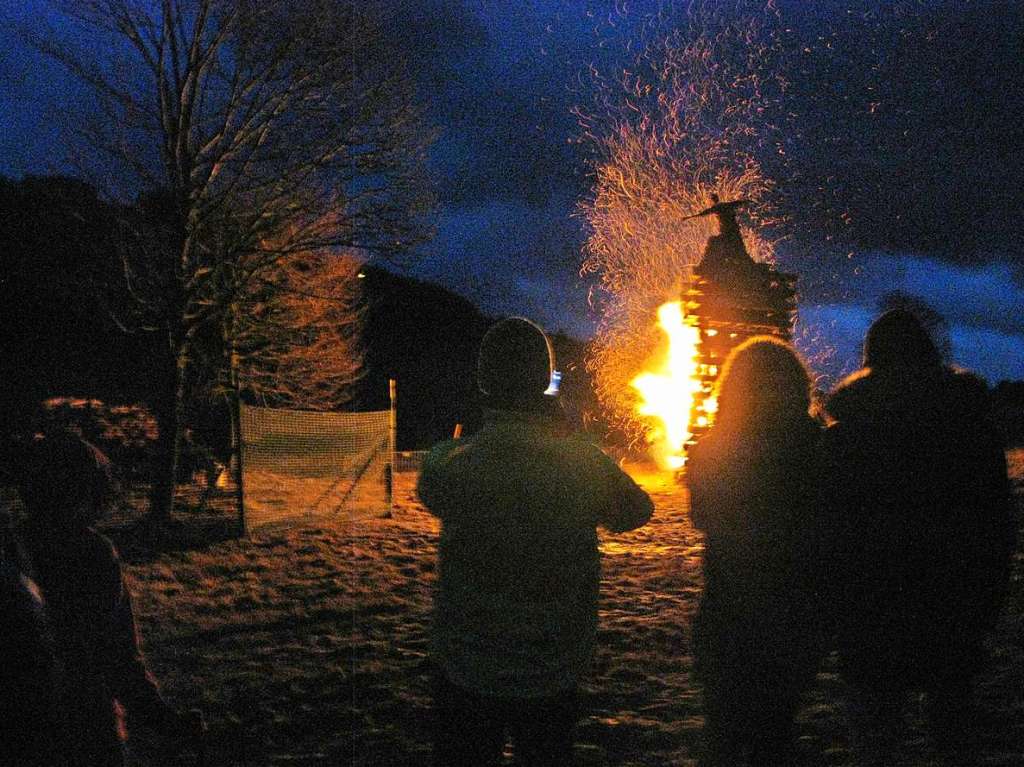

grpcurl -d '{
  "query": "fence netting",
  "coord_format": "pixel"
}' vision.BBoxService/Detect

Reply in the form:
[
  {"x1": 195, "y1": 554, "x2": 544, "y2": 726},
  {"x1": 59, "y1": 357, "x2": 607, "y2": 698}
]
[{"x1": 240, "y1": 404, "x2": 391, "y2": 530}]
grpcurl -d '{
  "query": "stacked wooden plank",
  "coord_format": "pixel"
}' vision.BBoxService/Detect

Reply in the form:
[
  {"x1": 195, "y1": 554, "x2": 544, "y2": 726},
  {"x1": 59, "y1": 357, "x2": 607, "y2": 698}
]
[{"x1": 683, "y1": 260, "x2": 798, "y2": 445}]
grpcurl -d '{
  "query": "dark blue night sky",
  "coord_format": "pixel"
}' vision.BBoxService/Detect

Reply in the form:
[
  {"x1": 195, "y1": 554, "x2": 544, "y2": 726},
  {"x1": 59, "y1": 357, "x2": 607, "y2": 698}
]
[{"x1": 2, "y1": 0, "x2": 1022, "y2": 383}]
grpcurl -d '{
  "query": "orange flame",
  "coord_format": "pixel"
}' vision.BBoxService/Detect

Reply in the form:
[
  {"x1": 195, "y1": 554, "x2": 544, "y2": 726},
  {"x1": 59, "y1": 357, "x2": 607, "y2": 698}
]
[{"x1": 630, "y1": 302, "x2": 702, "y2": 470}]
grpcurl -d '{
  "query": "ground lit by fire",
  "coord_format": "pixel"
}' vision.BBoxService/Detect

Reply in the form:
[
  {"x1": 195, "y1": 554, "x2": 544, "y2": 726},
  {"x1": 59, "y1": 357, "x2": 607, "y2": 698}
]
[{"x1": 117, "y1": 464, "x2": 1024, "y2": 766}]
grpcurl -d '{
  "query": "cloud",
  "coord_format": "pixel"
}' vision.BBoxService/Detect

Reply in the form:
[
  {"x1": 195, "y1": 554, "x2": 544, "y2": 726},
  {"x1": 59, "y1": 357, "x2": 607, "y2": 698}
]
[
  {"x1": 799, "y1": 253, "x2": 1024, "y2": 383},
  {"x1": 829, "y1": 254, "x2": 1024, "y2": 335},
  {"x1": 408, "y1": 195, "x2": 594, "y2": 337},
  {"x1": 413, "y1": 208, "x2": 1024, "y2": 384},
  {"x1": 793, "y1": 303, "x2": 874, "y2": 385},
  {"x1": 950, "y1": 325, "x2": 1024, "y2": 384},
  {"x1": 0, "y1": 2, "x2": 84, "y2": 176},
  {"x1": 413, "y1": 1, "x2": 636, "y2": 208},
  {"x1": 771, "y1": 0, "x2": 1024, "y2": 265},
  {"x1": 5, "y1": 1, "x2": 1021, "y2": 384}
]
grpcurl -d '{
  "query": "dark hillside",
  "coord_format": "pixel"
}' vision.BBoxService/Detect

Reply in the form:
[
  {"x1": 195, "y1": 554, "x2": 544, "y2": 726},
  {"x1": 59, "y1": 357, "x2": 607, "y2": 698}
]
[
  {"x1": 0, "y1": 176, "x2": 156, "y2": 426},
  {"x1": 356, "y1": 267, "x2": 603, "y2": 450},
  {"x1": 356, "y1": 266, "x2": 492, "y2": 449}
]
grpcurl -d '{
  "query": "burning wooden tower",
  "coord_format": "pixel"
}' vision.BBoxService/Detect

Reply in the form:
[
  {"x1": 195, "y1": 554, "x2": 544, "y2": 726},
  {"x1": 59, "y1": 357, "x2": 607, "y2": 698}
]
[{"x1": 682, "y1": 196, "x2": 798, "y2": 444}]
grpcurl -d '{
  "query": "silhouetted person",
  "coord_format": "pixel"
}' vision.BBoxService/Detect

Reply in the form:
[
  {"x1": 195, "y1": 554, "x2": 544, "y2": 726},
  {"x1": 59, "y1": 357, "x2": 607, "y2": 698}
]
[
  {"x1": 418, "y1": 317, "x2": 654, "y2": 767},
  {"x1": 1, "y1": 516, "x2": 61, "y2": 766},
  {"x1": 13, "y1": 431, "x2": 202, "y2": 766},
  {"x1": 825, "y1": 309, "x2": 1016, "y2": 758},
  {"x1": 687, "y1": 337, "x2": 829, "y2": 766}
]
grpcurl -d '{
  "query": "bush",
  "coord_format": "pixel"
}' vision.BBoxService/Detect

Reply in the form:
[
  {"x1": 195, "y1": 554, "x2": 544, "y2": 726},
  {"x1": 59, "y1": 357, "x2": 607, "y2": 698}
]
[{"x1": 36, "y1": 398, "x2": 159, "y2": 481}]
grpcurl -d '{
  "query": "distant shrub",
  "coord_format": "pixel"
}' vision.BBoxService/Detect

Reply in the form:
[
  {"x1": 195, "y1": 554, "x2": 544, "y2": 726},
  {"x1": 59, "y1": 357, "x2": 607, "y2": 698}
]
[
  {"x1": 37, "y1": 398, "x2": 159, "y2": 481},
  {"x1": 1006, "y1": 448, "x2": 1024, "y2": 488},
  {"x1": 33, "y1": 398, "x2": 226, "y2": 489}
]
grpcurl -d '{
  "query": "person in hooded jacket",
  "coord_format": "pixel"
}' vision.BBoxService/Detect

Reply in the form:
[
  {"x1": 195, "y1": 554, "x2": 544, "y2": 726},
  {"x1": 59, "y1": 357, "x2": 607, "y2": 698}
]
[
  {"x1": 824, "y1": 309, "x2": 1016, "y2": 755},
  {"x1": 418, "y1": 317, "x2": 654, "y2": 767},
  {"x1": 687, "y1": 337, "x2": 830, "y2": 766},
  {"x1": 13, "y1": 430, "x2": 203, "y2": 766}
]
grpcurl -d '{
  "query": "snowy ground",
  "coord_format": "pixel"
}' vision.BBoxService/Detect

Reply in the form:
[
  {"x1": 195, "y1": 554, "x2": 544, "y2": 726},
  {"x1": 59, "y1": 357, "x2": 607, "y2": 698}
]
[{"x1": 117, "y1": 451, "x2": 1024, "y2": 766}]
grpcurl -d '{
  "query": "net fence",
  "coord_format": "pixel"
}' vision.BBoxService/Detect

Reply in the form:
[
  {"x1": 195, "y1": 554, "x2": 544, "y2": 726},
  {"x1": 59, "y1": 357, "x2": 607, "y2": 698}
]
[
  {"x1": 394, "y1": 450, "x2": 428, "y2": 473},
  {"x1": 240, "y1": 403, "x2": 392, "y2": 530}
]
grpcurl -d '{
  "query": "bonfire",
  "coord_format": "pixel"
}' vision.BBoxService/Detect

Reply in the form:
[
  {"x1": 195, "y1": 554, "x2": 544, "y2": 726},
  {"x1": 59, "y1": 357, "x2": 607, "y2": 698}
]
[
  {"x1": 628, "y1": 198, "x2": 798, "y2": 469},
  {"x1": 579, "y1": 4, "x2": 793, "y2": 469}
]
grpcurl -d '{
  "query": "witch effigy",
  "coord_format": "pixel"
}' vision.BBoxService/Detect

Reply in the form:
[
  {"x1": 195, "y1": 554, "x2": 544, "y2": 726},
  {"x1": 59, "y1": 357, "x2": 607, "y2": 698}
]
[
  {"x1": 683, "y1": 195, "x2": 799, "y2": 443},
  {"x1": 683, "y1": 195, "x2": 754, "y2": 277}
]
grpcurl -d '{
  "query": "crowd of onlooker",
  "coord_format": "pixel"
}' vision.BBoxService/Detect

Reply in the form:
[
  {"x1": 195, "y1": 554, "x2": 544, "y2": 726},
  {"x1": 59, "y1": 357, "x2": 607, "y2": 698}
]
[
  {"x1": 420, "y1": 310, "x2": 1015, "y2": 766},
  {"x1": 1, "y1": 308, "x2": 1016, "y2": 766}
]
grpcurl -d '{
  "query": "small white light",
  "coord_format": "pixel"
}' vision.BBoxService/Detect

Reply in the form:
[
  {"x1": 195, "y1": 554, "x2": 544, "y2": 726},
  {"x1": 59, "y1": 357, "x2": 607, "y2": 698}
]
[{"x1": 545, "y1": 370, "x2": 562, "y2": 396}]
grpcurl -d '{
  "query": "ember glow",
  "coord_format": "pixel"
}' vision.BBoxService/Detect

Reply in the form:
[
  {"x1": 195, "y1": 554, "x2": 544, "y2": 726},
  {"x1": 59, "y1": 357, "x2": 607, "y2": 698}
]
[
  {"x1": 579, "y1": 4, "x2": 782, "y2": 457},
  {"x1": 630, "y1": 302, "x2": 701, "y2": 470}
]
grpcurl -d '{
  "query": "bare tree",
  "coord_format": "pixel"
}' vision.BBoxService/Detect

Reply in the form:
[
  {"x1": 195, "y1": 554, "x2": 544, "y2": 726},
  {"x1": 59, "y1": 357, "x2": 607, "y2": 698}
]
[
  {"x1": 32, "y1": 0, "x2": 434, "y2": 518},
  {"x1": 232, "y1": 247, "x2": 364, "y2": 411}
]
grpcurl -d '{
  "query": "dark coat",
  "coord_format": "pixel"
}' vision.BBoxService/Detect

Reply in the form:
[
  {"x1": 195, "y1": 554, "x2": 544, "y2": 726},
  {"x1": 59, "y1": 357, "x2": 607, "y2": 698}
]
[
  {"x1": 824, "y1": 366, "x2": 1016, "y2": 692},
  {"x1": 688, "y1": 414, "x2": 829, "y2": 736},
  {"x1": 1, "y1": 555, "x2": 60, "y2": 766},
  {"x1": 21, "y1": 525, "x2": 179, "y2": 767}
]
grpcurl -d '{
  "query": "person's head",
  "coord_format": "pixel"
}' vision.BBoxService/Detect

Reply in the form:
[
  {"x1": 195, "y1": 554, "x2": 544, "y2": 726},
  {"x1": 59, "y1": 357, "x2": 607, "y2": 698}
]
[
  {"x1": 477, "y1": 317, "x2": 555, "y2": 411},
  {"x1": 863, "y1": 308, "x2": 942, "y2": 372},
  {"x1": 712, "y1": 336, "x2": 812, "y2": 434},
  {"x1": 16, "y1": 430, "x2": 115, "y2": 531}
]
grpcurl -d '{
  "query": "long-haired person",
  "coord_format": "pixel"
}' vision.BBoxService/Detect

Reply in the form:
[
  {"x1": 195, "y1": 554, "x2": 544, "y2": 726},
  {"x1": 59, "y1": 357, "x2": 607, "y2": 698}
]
[
  {"x1": 687, "y1": 337, "x2": 829, "y2": 766},
  {"x1": 1, "y1": 511, "x2": 60, "y2": 766}
]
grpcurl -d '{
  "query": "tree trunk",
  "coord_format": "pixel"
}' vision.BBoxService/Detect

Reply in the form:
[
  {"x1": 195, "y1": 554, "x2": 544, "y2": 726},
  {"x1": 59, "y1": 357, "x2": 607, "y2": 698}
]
[
  {"x1": 147, "y1": 342, "x2": 190, "y2": 521},
  {"x1": 221, "y1": 303, "x2": 246, "y2": 531},
  {"x1": 229, "y1": 311, "x2": 246, "y2": 532}
]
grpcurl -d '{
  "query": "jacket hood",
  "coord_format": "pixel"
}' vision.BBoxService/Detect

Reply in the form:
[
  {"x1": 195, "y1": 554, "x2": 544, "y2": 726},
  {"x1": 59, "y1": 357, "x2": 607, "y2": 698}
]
[{"x1": 477, "y1": 317, "x2": 554, "y2": 405}]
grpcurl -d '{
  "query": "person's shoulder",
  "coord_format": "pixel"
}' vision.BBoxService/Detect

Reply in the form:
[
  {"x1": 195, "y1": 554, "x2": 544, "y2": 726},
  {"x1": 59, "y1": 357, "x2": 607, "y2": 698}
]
[
  {"x1": 825, "y1": 368, "x2": 875, "y2": 421},
  {"x1": 80, "y1": 528, "x2": 122, "y2": 581},
  {"x1": 419, "y1": 438, "x2": 466, "y2": 478},
  {"x1": 423, "y1": 437, "x2": 462, "y2": 459},
  {"x1": 684, "y1": 432, "x2": 715, "y2": 472},
  {"x1": 557, "y1": 432, "x2": 622, "y2": 468},
  {"x1": 687, "y1": 426, "x2": 753, "y2": 465},
  {"x1": 82, "y1": 527, "x2": 118, "y2": 557},
  {"x1": 943, "y1": 367, "x2": 990, "y2": 405},
  {"x1": 791, "y1": 414, "x2": 825, "y2": 450},
  {"x1": 538, "y1": 434, "x2": 635, "y2": 496}
]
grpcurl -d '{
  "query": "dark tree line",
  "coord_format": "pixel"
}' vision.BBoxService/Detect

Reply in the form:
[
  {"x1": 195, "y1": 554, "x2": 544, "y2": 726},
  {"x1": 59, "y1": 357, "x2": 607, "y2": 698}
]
[
  {"x1": 0, "y1": 175, "x2": 598, "y2": 453},
  {"x1": 7, "y1": 183, "x2": 1013, "y2": 492},
  {"x1": 0, "y1": 176, "x2": 158, "y2": 416},
  {"x1": 333, "y1": 266, "x2": 599, "y2": 450}
]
